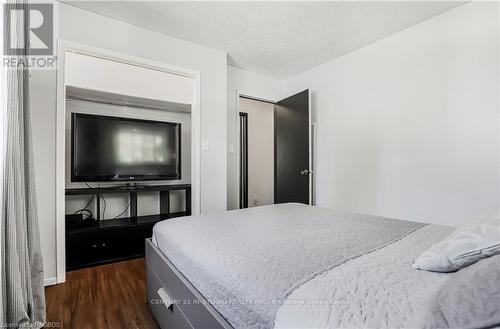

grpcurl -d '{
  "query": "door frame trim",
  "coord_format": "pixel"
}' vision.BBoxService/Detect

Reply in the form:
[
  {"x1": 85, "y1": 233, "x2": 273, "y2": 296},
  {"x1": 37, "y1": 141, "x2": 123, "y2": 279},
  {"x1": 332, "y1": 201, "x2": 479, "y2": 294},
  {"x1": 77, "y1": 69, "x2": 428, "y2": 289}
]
[
  {"x1": 239, "y1": 112, "x2": 248, "y2": 209},
  {"x1": 239, "y1": 94, "x2": 276, "y2": 105}
]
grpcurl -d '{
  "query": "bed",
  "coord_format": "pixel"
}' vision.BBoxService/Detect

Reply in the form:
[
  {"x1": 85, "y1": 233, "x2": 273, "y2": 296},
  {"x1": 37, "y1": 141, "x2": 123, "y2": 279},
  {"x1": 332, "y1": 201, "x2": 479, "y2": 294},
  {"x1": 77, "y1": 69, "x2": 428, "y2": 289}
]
[{"x1": 145, "y1": 203, "x2": 489, "y2": 329}]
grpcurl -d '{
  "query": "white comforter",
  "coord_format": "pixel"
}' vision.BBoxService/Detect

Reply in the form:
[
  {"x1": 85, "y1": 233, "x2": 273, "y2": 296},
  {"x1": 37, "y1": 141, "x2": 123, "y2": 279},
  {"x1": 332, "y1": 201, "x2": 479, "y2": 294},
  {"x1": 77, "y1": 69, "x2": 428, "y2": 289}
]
[
  {"x1": 274, "y1": 224, "x2": 454, "y2": 329},
  {"x1": 152, "y1": 203, "x2": 428, "y2": 329}
]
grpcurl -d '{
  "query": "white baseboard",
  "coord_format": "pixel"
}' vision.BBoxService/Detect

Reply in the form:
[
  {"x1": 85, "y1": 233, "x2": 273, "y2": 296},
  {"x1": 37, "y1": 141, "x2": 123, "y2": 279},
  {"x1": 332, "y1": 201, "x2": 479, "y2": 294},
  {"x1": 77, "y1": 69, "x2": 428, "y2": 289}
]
[{"x1": 44, "y1": 277, "x2": 58, "y2": 286}]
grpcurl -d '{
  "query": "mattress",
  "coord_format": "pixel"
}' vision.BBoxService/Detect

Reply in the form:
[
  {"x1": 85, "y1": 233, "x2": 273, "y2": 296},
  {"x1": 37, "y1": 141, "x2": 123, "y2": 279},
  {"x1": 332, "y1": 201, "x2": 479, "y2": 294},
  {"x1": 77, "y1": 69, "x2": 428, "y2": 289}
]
[{"x1": 152, "y1": 203, "x2": 433, "y2": 329}]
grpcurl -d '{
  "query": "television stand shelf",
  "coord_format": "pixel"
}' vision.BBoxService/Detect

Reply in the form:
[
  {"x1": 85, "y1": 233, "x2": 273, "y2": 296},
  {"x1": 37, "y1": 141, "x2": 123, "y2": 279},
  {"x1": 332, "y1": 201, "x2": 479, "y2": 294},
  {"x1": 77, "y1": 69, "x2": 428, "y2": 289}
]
[{"x1": 65, "y1": 184, "x2": 191, "y2": 271}]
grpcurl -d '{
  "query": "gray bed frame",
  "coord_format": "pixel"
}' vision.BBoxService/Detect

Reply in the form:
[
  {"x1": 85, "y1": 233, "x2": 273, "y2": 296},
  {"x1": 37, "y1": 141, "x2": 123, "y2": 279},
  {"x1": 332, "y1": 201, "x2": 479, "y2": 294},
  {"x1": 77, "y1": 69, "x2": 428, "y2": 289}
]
[{"x1": 145, "y1": 238, "x2": 234, "y2": 329}]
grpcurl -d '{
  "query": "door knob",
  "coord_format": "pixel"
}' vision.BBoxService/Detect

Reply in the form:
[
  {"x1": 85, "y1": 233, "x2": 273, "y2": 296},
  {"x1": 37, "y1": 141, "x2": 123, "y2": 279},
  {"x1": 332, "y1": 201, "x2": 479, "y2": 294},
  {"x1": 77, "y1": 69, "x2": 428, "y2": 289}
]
[{"x1": 300, "y1": 169, "x2": 312, "y2": 175}]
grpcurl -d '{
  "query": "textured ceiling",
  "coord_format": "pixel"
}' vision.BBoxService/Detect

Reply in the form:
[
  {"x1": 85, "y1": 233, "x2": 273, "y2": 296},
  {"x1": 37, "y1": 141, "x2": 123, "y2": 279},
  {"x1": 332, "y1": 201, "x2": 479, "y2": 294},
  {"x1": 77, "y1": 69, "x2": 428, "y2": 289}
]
[{"x1": 66, "y1": 1, "x2": 465, "y2": 78}]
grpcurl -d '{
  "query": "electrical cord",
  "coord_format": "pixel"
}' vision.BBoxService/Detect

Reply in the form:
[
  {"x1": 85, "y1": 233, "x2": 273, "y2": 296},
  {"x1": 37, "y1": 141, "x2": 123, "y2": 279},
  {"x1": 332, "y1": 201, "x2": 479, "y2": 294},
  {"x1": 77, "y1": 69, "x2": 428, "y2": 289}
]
[
  {"x1": 79, "y1": 183, "x2": 129, "y2": 220},
  {"x1": 100, "y1": 193, "x2": 107, "y2": 219},
  {"x1": 76, "y1": 209, "x2": 93, "y2": 219},
  {"x1": 75, "y1": 195, "x2": 94, "y2": 214},
  {"x1": 112, "y1": 201, "x2": 131, "y2": 220},
  {"x1": 84, "y1": 182, "x2": 107, "y2": 219},
  {"x1": 74, "y1": 183, "x2": 101, "y2": 219}
]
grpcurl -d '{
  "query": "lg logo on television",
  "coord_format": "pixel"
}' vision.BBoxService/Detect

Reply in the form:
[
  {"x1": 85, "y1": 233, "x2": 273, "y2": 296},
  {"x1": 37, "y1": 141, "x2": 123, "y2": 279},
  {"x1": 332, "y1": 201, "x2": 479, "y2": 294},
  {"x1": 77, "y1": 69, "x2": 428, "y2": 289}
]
[{"x1": 3, "y1": 3, "x2": 56, "y2": 69}]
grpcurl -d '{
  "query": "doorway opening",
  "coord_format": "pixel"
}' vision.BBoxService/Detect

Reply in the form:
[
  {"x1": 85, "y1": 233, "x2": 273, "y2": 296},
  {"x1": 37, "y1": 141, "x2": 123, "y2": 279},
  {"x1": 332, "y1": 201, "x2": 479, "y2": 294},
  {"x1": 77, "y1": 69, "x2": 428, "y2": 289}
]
[
  {"x1": 238, "y1": 90, "x2": 311, "y2": 209},
  {"x1": 239, "y1": 97, "x2": 275, "y2": 208}
]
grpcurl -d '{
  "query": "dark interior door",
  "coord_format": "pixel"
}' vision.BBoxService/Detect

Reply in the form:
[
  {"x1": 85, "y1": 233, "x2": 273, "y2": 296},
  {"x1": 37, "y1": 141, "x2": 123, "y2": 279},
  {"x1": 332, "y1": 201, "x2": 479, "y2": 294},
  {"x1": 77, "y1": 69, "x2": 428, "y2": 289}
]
[{"x1": 274, "y1": 90, "x2": 310, "y2": 204}]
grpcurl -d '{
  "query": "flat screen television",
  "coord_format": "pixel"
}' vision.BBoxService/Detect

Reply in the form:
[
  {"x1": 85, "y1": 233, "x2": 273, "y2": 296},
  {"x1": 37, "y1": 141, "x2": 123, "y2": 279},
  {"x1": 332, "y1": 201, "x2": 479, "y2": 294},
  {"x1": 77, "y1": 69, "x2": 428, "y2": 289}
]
[{"x1": 71, "y1": 113, "x2": 181, "y2": 182}]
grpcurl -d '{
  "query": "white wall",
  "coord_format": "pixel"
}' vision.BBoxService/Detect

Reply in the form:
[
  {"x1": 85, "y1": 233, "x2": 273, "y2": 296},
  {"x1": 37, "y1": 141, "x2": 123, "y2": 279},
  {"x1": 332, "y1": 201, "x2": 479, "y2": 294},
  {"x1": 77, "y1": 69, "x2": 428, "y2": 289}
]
[
  {"x1": 65, "y1": 52, "x2": 194, "y2": 105},
  {"x1": 31, "y1": 70, "x2": 57, "y2": 284},
  {"x1": 32, "y1": 2, "x2": 227, "y2": 283},
  {"x1": 59, "y1": 3, "x2": 227, "y2": 212},
  {"x1": 32, "y1": 1, "x2": 500, "y2": 283},
  {"x1": 283, "y1": 2, "x2": 499, "y2": 227},
  {"x1": 240, "y1": 98, "x2": 274, "y2": 207},
  {"x1": 227, "y1": 66, "x2": 283, "y2": 209}
]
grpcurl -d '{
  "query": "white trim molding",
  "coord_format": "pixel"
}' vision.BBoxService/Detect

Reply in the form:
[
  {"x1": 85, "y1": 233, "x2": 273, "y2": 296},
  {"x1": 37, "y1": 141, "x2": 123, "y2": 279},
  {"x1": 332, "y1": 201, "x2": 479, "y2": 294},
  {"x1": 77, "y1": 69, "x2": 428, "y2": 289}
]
[{"x1": 44, "y1": 277, "x2": 58, "y2": 287}]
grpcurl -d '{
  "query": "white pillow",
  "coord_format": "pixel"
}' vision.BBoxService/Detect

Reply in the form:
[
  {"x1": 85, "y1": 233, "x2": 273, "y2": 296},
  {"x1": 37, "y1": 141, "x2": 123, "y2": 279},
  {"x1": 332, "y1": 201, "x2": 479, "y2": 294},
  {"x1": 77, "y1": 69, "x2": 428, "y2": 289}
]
[
  {"x1": 411, "y1": 254, "x2": 500, "y2": 328},
  {"x1": 413, "y1": 211, "x2": 500, "y2": 272}
]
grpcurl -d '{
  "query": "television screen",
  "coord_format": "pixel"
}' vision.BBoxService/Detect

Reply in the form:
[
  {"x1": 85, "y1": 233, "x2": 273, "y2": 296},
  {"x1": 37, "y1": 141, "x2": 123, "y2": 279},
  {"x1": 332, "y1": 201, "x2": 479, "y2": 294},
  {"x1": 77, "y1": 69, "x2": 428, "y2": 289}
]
[{"x1": 71, "y1": 113, "x2": 181, "y2": 182}]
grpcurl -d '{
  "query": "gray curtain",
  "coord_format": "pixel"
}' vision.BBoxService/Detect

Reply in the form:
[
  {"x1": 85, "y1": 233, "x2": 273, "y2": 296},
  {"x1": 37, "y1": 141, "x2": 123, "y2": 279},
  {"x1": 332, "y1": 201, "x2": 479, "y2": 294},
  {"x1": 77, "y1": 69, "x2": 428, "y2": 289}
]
[{"x1": 1, "y1": 0, "x2": 46, "y2": 326}]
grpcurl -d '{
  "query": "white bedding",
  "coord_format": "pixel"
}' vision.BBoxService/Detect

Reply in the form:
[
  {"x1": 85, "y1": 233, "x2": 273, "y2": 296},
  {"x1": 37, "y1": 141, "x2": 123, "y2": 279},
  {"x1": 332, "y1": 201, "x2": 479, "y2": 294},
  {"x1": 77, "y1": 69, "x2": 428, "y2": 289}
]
[
  {"x1": 274, "y1": 224, "x2": 454, "y2": 329},
  {"x1": 152, "y1": 203, "x2": 425, "y2": 329}
]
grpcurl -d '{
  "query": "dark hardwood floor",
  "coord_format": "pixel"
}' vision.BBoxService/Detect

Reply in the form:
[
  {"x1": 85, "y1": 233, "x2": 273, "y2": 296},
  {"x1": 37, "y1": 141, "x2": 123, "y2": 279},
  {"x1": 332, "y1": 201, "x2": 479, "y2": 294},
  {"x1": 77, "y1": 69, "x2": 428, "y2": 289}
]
[{"x1": 45, "y1": 258, "x2": 159, "y2": 329}]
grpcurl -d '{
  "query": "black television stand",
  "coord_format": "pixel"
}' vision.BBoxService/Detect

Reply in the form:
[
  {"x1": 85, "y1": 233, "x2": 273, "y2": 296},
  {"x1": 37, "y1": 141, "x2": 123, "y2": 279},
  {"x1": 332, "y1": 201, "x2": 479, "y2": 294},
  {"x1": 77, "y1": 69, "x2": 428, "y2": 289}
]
[{"x1": 65, "y1": 184, "x2": 191, "y2": 271}]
